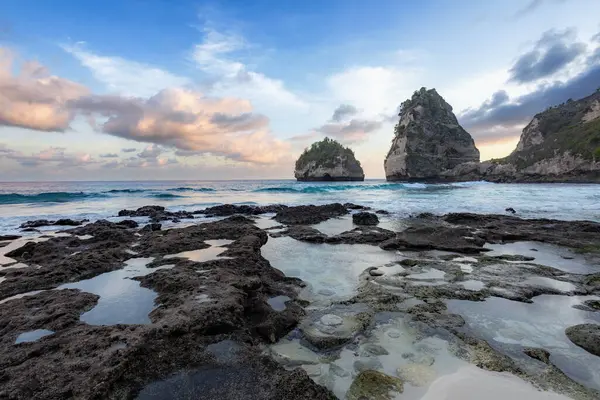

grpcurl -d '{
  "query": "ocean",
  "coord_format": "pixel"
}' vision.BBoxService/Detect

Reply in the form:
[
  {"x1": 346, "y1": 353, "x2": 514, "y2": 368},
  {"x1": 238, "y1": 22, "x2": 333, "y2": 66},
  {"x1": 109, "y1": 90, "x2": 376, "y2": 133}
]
[{"x1": 1, "y1": 180, "x2": 599, "y2": 235}]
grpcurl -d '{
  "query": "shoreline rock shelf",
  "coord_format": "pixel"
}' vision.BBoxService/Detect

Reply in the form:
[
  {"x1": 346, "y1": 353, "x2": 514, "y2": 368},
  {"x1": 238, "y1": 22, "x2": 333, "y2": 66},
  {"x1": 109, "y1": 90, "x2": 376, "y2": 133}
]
[{"x1": 1, "y1": 203, "x2": 600, "y2": 399}]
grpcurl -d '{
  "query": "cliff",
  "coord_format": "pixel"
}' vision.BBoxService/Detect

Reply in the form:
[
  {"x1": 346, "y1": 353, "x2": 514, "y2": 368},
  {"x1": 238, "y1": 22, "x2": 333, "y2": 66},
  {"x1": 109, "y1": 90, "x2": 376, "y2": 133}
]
[
  {"x1": 442, "y1": 88, "x2": 600, "y2": 182},
  {"x1": 295, "y1": 138, "x2": 365, "y2": 181},
  {"x1": 384, "y1": 88, "x2": 480, "y2": 181}
]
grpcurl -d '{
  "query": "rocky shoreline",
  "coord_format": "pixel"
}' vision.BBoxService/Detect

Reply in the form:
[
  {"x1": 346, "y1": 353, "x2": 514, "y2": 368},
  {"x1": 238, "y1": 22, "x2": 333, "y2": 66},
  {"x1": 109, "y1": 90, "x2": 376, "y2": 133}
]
[{"x1": 1, "y1": 203, "x2": 599, "y2": 399}]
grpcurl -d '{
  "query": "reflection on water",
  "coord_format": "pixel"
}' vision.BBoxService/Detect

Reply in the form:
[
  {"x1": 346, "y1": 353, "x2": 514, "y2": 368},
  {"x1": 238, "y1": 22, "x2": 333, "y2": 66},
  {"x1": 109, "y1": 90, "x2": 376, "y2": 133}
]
[
  {"x1": 448, "y1": 295, "x2": 600, "y2": 390},
  {"x1": 59, "y1": 257, "x2": 173, "y2": 325},
  {"x1": 262, "y1": 236, "x2": 401, "y2": 303},
  {"x1": 15, "y1": 329, "x2": 54, "y2": 344}
]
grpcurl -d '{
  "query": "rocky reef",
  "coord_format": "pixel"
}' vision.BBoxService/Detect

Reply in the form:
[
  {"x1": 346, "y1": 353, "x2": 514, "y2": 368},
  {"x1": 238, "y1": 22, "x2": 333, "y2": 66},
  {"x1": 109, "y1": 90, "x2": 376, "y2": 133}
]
[
  {"x1": 295, "y1": 138, "x2": 364, "y2": 181},
  {"x1": 2, "y1": 204, "x2": 600, "y2": 399},
  {"x1": 443, "y1": 89, "x2": 600, "y2": 182},
  {"x1": 384, "y1": 88, "x2": 480, "y2": 181}
]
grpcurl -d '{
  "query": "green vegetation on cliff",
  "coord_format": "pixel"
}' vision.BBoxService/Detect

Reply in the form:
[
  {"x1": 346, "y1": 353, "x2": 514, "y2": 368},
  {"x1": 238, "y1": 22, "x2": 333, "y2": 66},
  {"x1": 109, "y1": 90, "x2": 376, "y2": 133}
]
[
  {"x1": 506, "y1": 91, "x2": 600, "y2": 168},
  {"x1": 295, "y1": 137, "x2": 362, "y2": 170}
]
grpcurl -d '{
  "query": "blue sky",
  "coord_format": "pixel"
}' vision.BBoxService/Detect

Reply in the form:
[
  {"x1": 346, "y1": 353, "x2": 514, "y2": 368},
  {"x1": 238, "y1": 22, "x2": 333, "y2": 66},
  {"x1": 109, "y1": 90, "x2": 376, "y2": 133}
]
[{"x1": 1, "y1": 0, "x2": 600, "y2": 180}]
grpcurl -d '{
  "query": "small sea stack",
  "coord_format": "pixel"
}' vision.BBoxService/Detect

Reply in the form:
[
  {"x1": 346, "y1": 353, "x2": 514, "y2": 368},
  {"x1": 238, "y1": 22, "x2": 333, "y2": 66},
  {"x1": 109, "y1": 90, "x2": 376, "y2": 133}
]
[{"x1": 294, "y1": 137, "x2": 365, "y2": 181}]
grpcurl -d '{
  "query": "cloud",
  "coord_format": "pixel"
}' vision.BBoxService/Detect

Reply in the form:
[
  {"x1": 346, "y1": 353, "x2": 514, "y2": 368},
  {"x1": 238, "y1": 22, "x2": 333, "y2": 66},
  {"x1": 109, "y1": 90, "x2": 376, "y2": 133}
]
[
  {"x1": 512, "y1": 0, "x2": 566, "y2": 19},
  {"x1": 327, "y1": 66, "x2": 419, "y2": 117},
  {"x1": 137, "y1": 144, "x2": 162, "y2": 159},
  {"x1": 121, "y1": 148, "x2": 137, "y2": 153},
  {"x1": 460, "y1": 60, "x2": 600, "y2": 137},
  {"x1": 191, "y1": 28, "x2": 306, "y2": 111},
  {"x1": 70, "y1": 87, "x2": 288, "y2": 164},
  {"x1": 0, "y1": 145, "x2": 96, "y2": 168},
  {"x1": 62, "y1": 44, "x2": 190, "y2": 97},
  {"x1": 508, "y1": 28, "x2": 586, "y2": 83},
  {"x1": 330, "y1": 104, "x2": 359, "y2": 122},
  {"x1": 316, "y1": 119, "x2": 382, "y2": 143},
  {"x1": 0, "y1": 47, "x2": 89, "y2": 131},
  {"x1": 99, "y1": 153, "x2": 118, "y2": 158}
]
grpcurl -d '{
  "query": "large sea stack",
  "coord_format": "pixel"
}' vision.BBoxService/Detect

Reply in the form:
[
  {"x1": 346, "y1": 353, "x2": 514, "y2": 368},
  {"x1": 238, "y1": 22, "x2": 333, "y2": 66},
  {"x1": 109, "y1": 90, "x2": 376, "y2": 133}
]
[
  {"x1": 295, "y1": 138, "x2": 365, "y2": 181},
  {"x1": 384, "y1": 88, "x2": 480, "y2": 181},
  {"x1": 442, "y1": 88, "x2": 600, "y2": 182}
]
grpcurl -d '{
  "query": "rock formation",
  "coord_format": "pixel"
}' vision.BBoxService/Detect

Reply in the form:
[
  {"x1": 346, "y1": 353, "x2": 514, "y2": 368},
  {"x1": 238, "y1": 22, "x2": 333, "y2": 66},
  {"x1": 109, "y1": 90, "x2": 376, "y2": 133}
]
[
  {"x1": 384, "y1": 88, "x2": 480, "y2": 181},
  {"x1": 295, "y1": 138, "x2": 364, "y2": 181},
  {"x1": 442, "y1": 88, "x2": 600, "y2": 182}
]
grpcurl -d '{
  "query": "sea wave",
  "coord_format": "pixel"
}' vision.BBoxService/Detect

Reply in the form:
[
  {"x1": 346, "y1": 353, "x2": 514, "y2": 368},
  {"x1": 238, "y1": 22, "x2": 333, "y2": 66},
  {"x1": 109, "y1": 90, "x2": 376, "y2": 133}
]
[
  {"x1": 166, "y1": 187, "x2": 216, "y2": 192},
  {"x1": 0, "y1": 192, "x2": 107, "y2": 205},
  {"x1": 147, "y1": 193, "x2": 185, "y2": 199},
  {"x1": 252, "y1": 182, "x2": 437, "y2": 193},
  {"x1": 105, "y1": 189, "x2": 147, "y2": 194}
]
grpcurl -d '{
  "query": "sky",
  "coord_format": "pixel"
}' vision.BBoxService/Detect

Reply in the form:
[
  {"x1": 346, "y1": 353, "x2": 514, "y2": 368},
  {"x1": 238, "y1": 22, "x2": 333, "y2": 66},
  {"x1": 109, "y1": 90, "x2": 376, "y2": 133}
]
[{"x1": 1, "y1": 0, "x2": 599, "y2": 181}]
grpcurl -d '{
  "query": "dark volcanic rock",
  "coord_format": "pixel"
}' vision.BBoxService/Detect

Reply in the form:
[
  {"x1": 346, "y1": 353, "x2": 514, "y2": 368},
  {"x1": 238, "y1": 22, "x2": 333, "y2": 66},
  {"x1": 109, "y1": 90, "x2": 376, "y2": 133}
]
[
  {"x1": 352, "y1": 212, "x2": 379, "y2": 226},
  {"x1": 20, "y1": 218, "x2": 87, "y2": 229},
  {"x1": 0, "y1": 211, "x2": 335, "y2": 400},
  {"x1": 1, "y1": 221, "x2": 137, "y2": 300},
  {"x1": 442, "y1": 213, "x2": 600, "y2": 251},
  {"x1": 200, "y1": 204, "x2": 286, "y2": 217},
  {"x1": 327, "y1": 227, "x2": 396, "y2": 245},
  {"x1": 380, "y1": 225, "x2": 486, "y2": 254},
  {"x1": 274, "y1": 203, "x2": 348, "y2": 225},
  {"x1": 140, "y1": 223, "x2": 162, "y2": 233},
  {"x1": 566, "y1": 324, "x2": 600, "y2": 356},
  {"x1": 0, "y1": 234, "x2": 21, "y2": 241},
  {"x1": 116, "y1": 220, "x2": 139, "y2": 228},
  {"x1": 573, "y1": 300, "x2": 600, "y2": 312},
  {"x1": 118, "y1": 205, "x2": 194, "y2": 223}
]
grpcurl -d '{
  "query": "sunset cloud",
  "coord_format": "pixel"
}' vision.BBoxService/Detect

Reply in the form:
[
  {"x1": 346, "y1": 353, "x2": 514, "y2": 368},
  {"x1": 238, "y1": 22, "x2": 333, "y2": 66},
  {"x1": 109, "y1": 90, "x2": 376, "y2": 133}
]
[
  {"x1": 71, "y1": 87, "x2": 289, "y2": 164},
  {"x1": 0, "y1": 48, "x2": 89, "y2": 132}
]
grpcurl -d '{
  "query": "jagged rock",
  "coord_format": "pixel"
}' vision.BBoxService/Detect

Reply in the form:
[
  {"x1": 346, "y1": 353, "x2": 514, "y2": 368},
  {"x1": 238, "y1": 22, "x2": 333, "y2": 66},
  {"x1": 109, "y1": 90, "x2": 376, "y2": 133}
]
[
  {"x1": 118, "y1": 205, "x2": 194, "y2": 222},
  {"x1": 116, "y1": 220, "x2": 139, "y2": 228},
  {"x1": 274, "y1": 204, "x2": 348, "y2": 225},
  {"x1": 20, "y1": 219, "x2": 87, "y2": 229},
  {"x1": 566, "y1": 324, "x2": 600, "y2": 356},
  {"x1": 385, "y1": 87, "x2": 480, "y2": 181},
  {"x1": 442, "y1": 89, "x2": 600, "y2": 183},
  {"x1": 0, "y1": 235, "x2": 21, "y2": 241},
  {"x1": 379, "y1": 225, "x2": 486, "y2": 254},
  {"x1": 352, "y1": 212, "x2": 379, "y2": 226},
  {"x1": 200, "y1": 204, "x2": 286, "y2": 217},
  {"x1": 295, "y1": 138, "x2": 364, "y2": 181},
  {"x1": 140, "y1": 223, "x2": 162, "y2": 233}
]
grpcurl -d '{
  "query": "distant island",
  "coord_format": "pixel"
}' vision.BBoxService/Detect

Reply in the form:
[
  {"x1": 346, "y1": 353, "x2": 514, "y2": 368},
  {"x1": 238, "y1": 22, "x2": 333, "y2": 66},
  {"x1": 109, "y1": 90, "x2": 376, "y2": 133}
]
[{"x1": 294, "y1": 138, "x2": 365, "y2": 181}]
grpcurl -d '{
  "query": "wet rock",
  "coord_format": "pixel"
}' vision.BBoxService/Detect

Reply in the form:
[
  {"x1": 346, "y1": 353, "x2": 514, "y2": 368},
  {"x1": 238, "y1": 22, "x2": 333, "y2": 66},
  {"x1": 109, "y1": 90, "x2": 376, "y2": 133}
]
[
  {"x1": 380, "y1": 225, "x2": 486, "y2": 254},
  {"x1": 353, "y1": 358, "x2": 383, "y2": 372},
  {"x1": 0, "y1": 211, "x2": 334, "y2": 399},
  {"x1": 346, "y1": 370, "x2": 404, "y2": 400},
  {"x1": 284, "y1": 226, "x2": 327, "y2": 243},
  {"x1": 523, "y1": 347, "x2": 551, "y2": 364},
  {"x1": 369, "y1": 268, "x2": 385, "y2": 277},
  {"x1": 376, "y1": 210, "x2": 391, "y2": 215},
  {"x1": 442, "y1": 213, "x2": 600, "y2": 252},
  {"x1": 565, "y1": 324, "x2": 600, "y2": 356},
  {"x1": 326, "y1": 227, "x2": 395, "y2": 245},
  {"x1": 506, "y1": 207, "x2": 517, "y2": 214},
  {"x1": 0, "y1": 234, "x2": 21, "y2": 241},
  {"x1": 118, "y1": 205, "x2": 194, "y2": 222},
  {"x1": 352, "y1": 212, "x2": 379, "y2": 226},
  {"x1": 344, "y1": 203, "x2": 370, "y2": 210},
  {"x1": 573, "y1": 300, "x2": 600, "y2": 312},
  {"x1": 140, "y1": 223, "x2": 162, "y2": 233},
  {"x1": 300, "y1": 310, "x2": 372, "y2": 350},
  {"x1": 493, "y1": 254, "x2": 535, "y2": 262},
  {"x1": 270, "y1": 341, "x2": 321, "y2": 366},
  {"x1": 116, "y1": 220, "x2": 139, "y2": 228},
  {"x1": 274, "y1": 204, "x2": 348, "y2": 225},
  {"x1": 200, "y1": 204, "x2": 286, "y2": 217},
  {"x1": 20, "y1": 218, "x2": 87, "y2": 229},
  {"x1": 396, "y1": 363, "x2": 436, "y2": 387},
  {"x1": 361, "y1": 343, "x2": 389, "y2": 356}
]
